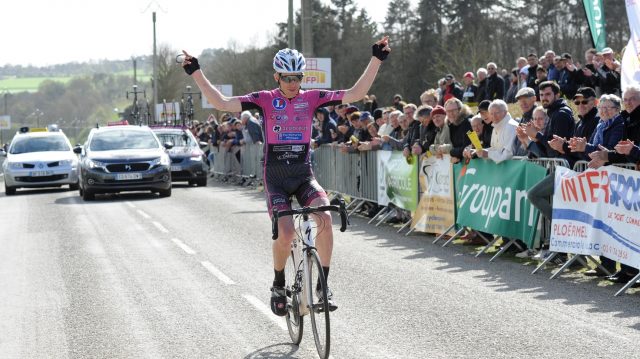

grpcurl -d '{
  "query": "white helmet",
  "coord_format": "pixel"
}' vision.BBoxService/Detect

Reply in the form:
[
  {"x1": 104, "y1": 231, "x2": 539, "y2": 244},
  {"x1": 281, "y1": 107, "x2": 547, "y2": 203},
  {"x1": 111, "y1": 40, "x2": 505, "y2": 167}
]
[{"x1": 273, "y1": 48, "x2": 306, "y2": 73}]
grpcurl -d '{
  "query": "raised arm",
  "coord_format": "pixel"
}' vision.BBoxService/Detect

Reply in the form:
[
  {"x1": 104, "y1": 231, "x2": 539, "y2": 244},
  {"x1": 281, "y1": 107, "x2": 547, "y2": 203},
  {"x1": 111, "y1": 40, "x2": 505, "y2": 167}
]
[
  {"x1": 342, "y1": 36, "x2": 390, "y2": 104},
  {"x1": 181, "y1": 50, "x2": 242, "y2": 113}
]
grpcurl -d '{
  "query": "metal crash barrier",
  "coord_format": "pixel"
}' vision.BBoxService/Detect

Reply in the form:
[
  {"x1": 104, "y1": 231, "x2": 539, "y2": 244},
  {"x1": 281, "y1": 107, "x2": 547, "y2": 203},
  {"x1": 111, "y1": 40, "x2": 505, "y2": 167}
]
[{"x1": 211, "y1": 143, "x2": 264, "y2": 185}]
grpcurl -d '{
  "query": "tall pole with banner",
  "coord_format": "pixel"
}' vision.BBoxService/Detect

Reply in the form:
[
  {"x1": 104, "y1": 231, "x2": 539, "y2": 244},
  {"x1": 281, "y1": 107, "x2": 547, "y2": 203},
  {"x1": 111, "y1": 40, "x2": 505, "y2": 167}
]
[
  {"x1": 622, "y1": 1, "x2": 640, "y2": 90},
  {"x1": 582, "y1": 0, "x2": 606, "y2": 51}
]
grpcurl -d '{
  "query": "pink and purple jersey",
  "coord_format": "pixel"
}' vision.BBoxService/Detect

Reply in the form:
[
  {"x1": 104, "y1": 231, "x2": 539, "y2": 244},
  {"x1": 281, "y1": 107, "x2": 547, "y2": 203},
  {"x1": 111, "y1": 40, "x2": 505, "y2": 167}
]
[{"x1": 238, "y1": 88, "x2": 345, "y2": 166}]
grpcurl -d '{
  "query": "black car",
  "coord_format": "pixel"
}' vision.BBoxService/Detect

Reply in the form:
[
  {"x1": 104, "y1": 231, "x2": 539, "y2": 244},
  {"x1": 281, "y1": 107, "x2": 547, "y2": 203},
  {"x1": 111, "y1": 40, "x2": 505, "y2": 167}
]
[
  {"x1": 76, "y1": 125, "x2": 172, "y2": 200},
  {"x1": 151, "y1": 126, "x2": 208, "y2": 187}
]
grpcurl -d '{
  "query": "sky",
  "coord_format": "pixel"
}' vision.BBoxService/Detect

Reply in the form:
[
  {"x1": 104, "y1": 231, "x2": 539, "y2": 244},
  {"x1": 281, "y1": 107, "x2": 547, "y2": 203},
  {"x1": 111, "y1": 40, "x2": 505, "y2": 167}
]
[{"x1": 1, "y1": 0, "x2": 413, "y2": 67}]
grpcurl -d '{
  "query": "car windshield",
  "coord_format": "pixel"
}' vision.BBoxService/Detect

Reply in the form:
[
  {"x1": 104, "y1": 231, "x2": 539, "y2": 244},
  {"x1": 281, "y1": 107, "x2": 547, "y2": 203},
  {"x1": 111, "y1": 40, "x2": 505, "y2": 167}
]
[
  {"x1": 89, "y1": 130, "x2": 159, "y2": 151},
  {"x1": 10, "y1": 135, "x2": 70, "y2": 154},
  {"x1": 155, "y1": 132, "x2": 197, "y2": 148}
]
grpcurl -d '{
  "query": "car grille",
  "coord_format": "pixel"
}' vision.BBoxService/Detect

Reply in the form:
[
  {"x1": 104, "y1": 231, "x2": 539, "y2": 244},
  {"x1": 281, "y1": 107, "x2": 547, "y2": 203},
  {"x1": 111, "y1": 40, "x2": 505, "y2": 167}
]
[
  {"x1": 48, "y1": 161, "x2": 60, "y2": 167},
  {"x1": 106, "y1": 163, "x2": 150, "y2": 172},
  {"x1": 16, "y1": 174, "x2": 68, "y2": 182},
  {"x1": 171, "y1": 158, "x2": 184, "y2": 164},
  {"x1": 22, "y1": 163, "x2": 35, "y2": 169}
]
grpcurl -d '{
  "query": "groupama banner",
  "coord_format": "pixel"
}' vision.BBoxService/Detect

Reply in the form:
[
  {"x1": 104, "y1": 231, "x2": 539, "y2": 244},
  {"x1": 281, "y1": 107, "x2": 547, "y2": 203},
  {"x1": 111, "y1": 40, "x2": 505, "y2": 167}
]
[
  {"x1": 551, "y1": 166, "x2": 640, "y2": 269},
  {"x1": 582, "y1": 0, "x2": 606, "y2": 51},
  {"x1": 453, "y1": 160, "x2": 546, "y2": 247}
]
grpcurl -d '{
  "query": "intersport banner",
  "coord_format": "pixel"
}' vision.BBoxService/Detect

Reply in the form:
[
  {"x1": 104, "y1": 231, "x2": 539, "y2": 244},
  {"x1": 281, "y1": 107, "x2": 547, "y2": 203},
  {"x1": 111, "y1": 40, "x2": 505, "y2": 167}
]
[
  {"x1": 412, "y1": 155, "x2": 455, "y2": 234},
  {"x1": 453, "y1": 160, "x2": 546, "y2": 246},
  {"x1": 551, "y1": 166, "x2": 640, "y2": 269},
  {"x1": 622, "y1": 0, "x2": 640, "y2": 90},
  {"x1": 376, "y1": 151, "x2": 418, "y2": 211},
  {"x1": 582, "y1": 0, "x2": 606, "y2": 51}
]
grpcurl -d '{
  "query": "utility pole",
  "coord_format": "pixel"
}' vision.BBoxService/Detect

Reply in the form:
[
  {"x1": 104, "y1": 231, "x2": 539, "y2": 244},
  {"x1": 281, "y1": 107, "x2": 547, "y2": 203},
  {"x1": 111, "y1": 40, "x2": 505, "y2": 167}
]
[
  {"x1": 132, "y1": 57, "x2": 138, "y2": 85},
  {"x1": 301, "y1": 0, "x2": 314, "y2": 56},
  {"x1": 152, "y1": 11, "x2": 158, "y2": 123},
  {"x1": 288, "y1": 0, "x2": 295, "y2": 49}
]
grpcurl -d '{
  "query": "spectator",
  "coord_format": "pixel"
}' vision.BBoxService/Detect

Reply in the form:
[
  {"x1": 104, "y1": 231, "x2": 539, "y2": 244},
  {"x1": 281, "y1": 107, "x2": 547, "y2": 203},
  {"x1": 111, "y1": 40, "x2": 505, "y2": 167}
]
[
  {"x1": 504, "y1": 68, "x2": 519, "y2": 103},
  {"x1": 420, "y1": 89, "x2": 439, "y2": 107},
  {"x1": 335, "y1": 105, "x2": 358, "y2": 143},
  {"x1": 312, "y1": 107, "x2": 337, "y2": 147},
  {"x1": 461, "y1": 72, "x2": 478, "y2": 104},
  {"x1": 239, "y1": 110, "x2": 264, "y2": 144},
  {"x1": 363, "y1": 94, "x2": 378, "y2": 113},
  {"x1": 485, "y1": 62, "x2": 505, "y2": 100},
  {"x1": 557, "y1": 87, "x2": 599, "y2": 161},
  {"x1": 437, "y1": 78, "x2": 447, "y2": 106},
  {"x1": 512, "y1": 87, "x2": 537, "y2": 156},
  {"x1": 412, "y1": 106, "x2": 436, "y2": 156},
  {"x1": 428, "y1": 106, "x2": 451, "y2": 157},
  {"x1": 443, "y1": 98, "x2": 473, "y2": 163},
  {"x1": 462, "y1": 114, "x2": 491, "y2": 161},
  {"x1": 534, "y1": 66, "x2": 547, "y2": 98},
  {"x1": 593, "y1": 47, "x2": 621, "y2": 96},
  {"x1": 475, "y1": 68, "x2": 488, "y2": 103},
  {"x1": 442, "y1": 74, "x2": 464, "y2": 103},
  {"x1": 477, "y1": 100, "x2": 493, "y2": 147},
  {"x1": 576, "y1": 48, "x2": 598, "y2": 90},
  {"x1": 526, "y1": 53, "x2": 539, "y2": 88},
  {"x1": 357, "y1": 122, "x2": 382, "y2": 152},
  {"x1": 393, "y1": 94, "x2": 404, "y2": 111},
  {"x1": 381, "y1": 110, "x2": 403, "y2": 150},
  {"x1": 472, "y1": 99, "x2": 517, "y2": 164},
  {"x1": 558, "y1": 53, "x2": 579, "y2": 99},
  {"x1": 401, "y1": 104, "x2": 421, "y2": 160},
  {"x1": 378, "y1": 107, "x2": 394, "y2": 136},
  {"x1": 544, "y1": 50, "x2": 559, "y2": 81}
]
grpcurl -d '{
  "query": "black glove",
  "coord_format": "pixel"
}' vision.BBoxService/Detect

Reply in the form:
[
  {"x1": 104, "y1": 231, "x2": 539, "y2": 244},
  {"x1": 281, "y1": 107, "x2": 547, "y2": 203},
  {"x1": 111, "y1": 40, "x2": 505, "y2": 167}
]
[
  {"x1": 372, "y1": 43, "x2": 389, "y2": 61},
  {"x1": 183, "y1": 56, "x2": 200, "y2": 75}
]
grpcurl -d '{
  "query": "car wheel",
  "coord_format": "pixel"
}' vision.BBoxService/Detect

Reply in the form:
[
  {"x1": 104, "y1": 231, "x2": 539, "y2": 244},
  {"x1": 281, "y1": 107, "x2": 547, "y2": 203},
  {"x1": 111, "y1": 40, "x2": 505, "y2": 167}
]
[
  {"x1": 69, "y1": 182, "x2": 80, "y2": 191},
  {"x1": 197, "y1": 178, "x2": 207, "y2": 187},
  {"x1": 82, "y1": 189, "x2": 95, "y2": 201},
  {"x1": 158, "y1": 187, "x2": 172, "y2": 198},
  {"x1": 5, "y1": 183, "x2": 16, "y2": 196}
]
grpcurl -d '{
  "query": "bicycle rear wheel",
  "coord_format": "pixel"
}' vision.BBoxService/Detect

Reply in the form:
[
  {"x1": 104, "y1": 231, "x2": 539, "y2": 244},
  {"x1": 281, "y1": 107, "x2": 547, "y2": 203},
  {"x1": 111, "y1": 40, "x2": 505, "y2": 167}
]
[
  {"x1": 308, "y1": 250, "x2": 330, "y2": 359},
  {"x1": 285, "y1": 252, "x2": 303, "y2": 345}
]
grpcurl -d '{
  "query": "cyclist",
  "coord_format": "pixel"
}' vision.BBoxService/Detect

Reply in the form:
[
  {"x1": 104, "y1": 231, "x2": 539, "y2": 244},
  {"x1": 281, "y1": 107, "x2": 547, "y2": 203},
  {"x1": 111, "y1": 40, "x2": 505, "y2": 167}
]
[{"x1": 181, "y1": 36, "x2": 390, "y2": 316}]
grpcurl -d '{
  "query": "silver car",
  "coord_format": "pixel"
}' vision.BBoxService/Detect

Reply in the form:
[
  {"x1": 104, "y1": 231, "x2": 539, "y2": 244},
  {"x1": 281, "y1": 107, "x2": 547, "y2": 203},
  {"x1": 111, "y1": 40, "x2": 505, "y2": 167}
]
[{"x1": 1, "y1": 128, "x2": 79, "y2": 195}]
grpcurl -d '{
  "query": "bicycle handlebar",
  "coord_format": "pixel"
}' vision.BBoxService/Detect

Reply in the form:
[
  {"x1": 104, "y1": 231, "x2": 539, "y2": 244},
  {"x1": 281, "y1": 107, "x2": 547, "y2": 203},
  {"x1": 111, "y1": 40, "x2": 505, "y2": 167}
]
[{"x1": 271, "y1": 198, "x2": 348, "y2": 240}]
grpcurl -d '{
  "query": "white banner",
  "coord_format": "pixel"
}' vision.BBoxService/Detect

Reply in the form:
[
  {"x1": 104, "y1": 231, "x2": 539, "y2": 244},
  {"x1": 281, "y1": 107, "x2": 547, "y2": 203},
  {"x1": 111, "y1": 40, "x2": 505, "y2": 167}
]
[
  {"x1": 0, "y1": 115, "x2": 10, "y2": 130},
  {"x1": 155, "y1": 102, "x2": 181, "y2": 123},
  {"x1": 376, "y1": 150, "x2": 391, "y2": 206},
  {"x1": 550, "y1": 166, "x2": 640, "y2": 269},
  {"x1": 621, "y1": 1, "x2": 640, "y2": 90},
  {"x1": 202, "y1": 84, "x2": 233, "y2": 109},
  {"x1": 301, "y1": 58, "x2": 331, "y2": 89},
  {"x1": 412, "y1": 155, "x2": 455, "y2": 234}
]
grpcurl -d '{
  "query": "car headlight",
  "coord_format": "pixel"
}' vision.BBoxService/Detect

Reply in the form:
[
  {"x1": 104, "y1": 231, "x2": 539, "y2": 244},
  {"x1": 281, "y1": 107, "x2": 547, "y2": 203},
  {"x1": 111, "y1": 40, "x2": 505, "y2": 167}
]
[
  {"x1": 88, "y1": 160, "x2": 107, "y2": 170},
  {"x1": 151, "y1": 155, "x2": 170, "y2": 167},
  {"x1": 59, "y1": 159, "x2": 74, "y2": 167},
  {"x1": 8, "y1": 162, "x2": 23, "y2": 169},
  {"x1": 190, "y1": 156, "x2": 202, "y2": 161}
]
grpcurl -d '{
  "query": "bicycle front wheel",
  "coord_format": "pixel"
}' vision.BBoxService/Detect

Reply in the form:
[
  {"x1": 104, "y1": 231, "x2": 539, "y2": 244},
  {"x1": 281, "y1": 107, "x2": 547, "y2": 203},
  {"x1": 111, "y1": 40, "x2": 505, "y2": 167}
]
[
  {"x1": 285, "y1": 252, "x2": 303, "y2": 345},
  {"x1": 308, "y1": 250, "x2": 330, "y2": 359}
]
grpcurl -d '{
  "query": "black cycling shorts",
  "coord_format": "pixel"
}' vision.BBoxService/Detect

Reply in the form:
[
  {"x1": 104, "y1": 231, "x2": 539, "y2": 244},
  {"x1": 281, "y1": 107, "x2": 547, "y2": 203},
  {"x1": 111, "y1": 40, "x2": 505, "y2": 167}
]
[{"x1": 264, "y1": 164, "x2": 327, "y2": 217}]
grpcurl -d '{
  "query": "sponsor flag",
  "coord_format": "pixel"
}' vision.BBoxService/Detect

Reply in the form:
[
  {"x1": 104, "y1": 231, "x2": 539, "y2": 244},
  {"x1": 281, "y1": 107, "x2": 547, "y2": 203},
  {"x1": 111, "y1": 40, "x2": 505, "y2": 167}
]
[
  {"x1": 582, "y1": 0, "x2": 607, "y2": 51},
  {"x1": 622, "y1": 0, "x2": 640, "y2": 90}
]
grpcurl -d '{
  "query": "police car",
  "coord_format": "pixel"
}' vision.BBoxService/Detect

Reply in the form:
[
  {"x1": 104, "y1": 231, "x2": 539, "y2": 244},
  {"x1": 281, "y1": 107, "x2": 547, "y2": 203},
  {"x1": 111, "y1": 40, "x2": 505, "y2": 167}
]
[
  {"x1": 150, "y1": 126, "x2": 208, "y2": 186},
  {"x1": 1, "y1": 126, "x2": 79, "y2": 195},
  {"x1": 76, "y1": 122, "x2": 172, "y2": 200}
]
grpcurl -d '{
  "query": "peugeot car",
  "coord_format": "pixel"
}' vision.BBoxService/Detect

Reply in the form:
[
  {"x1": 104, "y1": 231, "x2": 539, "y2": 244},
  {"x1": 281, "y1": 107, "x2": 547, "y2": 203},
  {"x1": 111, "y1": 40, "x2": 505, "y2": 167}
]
[
  {"x1": 151, "y1": 126, "x2": 208, "y2": 186},
  {"x1": 1, "y1": 126, "x2": 79, "y2": 195},
  {"x1": 76, "y1": 124, "x2": 172, "y2": 200}
]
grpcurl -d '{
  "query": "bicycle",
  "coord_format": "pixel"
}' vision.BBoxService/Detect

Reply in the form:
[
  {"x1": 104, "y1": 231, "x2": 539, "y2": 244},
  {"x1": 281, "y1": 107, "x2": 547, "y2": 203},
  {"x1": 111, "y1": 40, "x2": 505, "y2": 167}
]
[
  {"x1": 126, "y1": 85, "x2": 146, "y2": 125},
  {"x1": 271, "y1": 199, "x2": 348, "y2": 359}
]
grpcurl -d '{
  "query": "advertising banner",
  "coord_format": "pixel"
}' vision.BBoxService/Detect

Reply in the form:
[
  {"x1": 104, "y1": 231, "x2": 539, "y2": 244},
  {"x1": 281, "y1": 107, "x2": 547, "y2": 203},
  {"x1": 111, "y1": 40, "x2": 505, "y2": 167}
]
[
  {"x1": 622, "y1": 0, "x2": 640, "y2": 90},
  {"x1": 412, "y1": 155, "x2": 455, "y2": 234},
  {"x1": 301, "y1": 58, "x2": 331, "y2": 89},
  {"x1": 453, "y1": 160, "x2": 546, "y2": 246},
  {"x1": 582, "y1": 0, "x2": 606, "y2": 51},
  {"x1": 376, "y1": 151, "x2": 418, "y2": 211},
  {"x1": 550, "y1": 166, "x2": 640, "y2": 269},
  {"x1": 0, "y1": 115, "x2": 10, "y2": 130}
]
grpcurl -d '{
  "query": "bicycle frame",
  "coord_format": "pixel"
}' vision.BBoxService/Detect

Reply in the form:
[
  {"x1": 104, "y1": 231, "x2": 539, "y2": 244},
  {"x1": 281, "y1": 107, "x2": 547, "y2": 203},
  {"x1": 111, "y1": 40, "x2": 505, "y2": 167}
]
[{"x1": 289, "y1": 213, "x2": 316, "y2": 316}]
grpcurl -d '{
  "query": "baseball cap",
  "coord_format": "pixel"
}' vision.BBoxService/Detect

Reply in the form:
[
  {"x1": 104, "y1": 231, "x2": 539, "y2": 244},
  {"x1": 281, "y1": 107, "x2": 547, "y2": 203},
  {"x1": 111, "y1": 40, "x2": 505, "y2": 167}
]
[
  {"x1": 599, "y1": 47, "x2": 614, "y2": 55},
  {"x1": 463, "y1": 72, "x2": 475, "y2": 79},
  {"x1": 345, "y1": 105, "x2": 359, "y2": 115},
  {"x1": 431, "y1": 106, "x2": 446, "y2": 117},
  {"x1": 445, "y1": 74, "x2": 454, "y2": 80},
  {"x1": 515, "y1": 87, "x2": 536, "y2": 99},
  {"x1": 360, "y1": 111, "x2": 372, "y2": 121},
  {"x1": 573, "y1": 87, "x2": 596, "y2": 99}
]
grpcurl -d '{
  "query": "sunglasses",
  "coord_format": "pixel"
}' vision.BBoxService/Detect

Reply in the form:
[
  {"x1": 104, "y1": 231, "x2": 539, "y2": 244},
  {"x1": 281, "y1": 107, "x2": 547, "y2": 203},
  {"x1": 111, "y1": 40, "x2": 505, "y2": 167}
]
[
  {"x1": 573, "y1": 100, "x2": 590, "y2": 105},
  {"x1": 279, "y1": 74, "x2": 304, "y2": 83}
]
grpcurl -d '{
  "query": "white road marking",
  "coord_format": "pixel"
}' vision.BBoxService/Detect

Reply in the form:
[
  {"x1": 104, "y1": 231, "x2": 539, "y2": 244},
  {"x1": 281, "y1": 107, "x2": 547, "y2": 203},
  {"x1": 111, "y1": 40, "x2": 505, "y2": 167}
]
[
  {"x1": 242, "y1": 294, "x2": 288, "y2": 331},
  {"x1": 136, "y1": 209, "x2": 151, "y2": 219},
  {"x1": 125, "y1": 202, "x2": 135, "y2": 208},
  {"x1": 201, "y1": 261, "x2": 236, "y2": 285},
  {"x1": 152, "y1": 221, "x2": 169, "y2": 233},
  {"x1": 170, "y1": 237, "x2": 196, "y2": 255}
]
